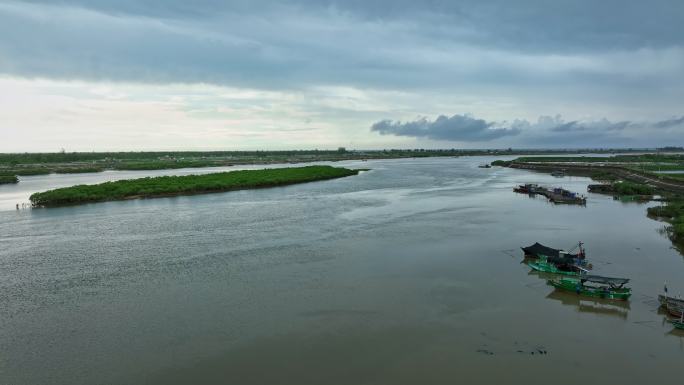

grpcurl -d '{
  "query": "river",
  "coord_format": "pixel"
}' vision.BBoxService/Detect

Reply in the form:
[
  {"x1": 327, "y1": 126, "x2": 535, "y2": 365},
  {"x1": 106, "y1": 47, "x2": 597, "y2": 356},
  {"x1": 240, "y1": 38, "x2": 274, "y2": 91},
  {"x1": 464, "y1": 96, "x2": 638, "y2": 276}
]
[{"x1": 0, "y1": 157, "x2": 681, "y2": 384}]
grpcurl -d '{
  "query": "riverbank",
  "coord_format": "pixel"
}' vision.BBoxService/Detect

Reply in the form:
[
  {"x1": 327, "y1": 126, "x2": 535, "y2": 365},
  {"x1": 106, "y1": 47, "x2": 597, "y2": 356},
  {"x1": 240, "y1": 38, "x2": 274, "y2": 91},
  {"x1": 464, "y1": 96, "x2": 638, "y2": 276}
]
[
  {"x1": 495, "y1": 156, "x2": 684, "y2": 252},
  {"x1": 3, "y1": 148, "x2": 678, "y2": 182},
  {"x1": 29, "y1": 166, "x2": 361, "y2": 207}
]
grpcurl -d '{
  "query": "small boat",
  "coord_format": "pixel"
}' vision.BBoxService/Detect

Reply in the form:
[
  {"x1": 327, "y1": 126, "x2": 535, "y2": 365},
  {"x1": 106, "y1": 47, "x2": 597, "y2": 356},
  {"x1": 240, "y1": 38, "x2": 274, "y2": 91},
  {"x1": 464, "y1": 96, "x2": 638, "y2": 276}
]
[
  {"x1": 527, "y1": 256, "x2": 588, "y2": 276},
  {"x1": 548, "y1": 275, "x2": 631, "y2": 301},
  {"x1": 669, "y1": 315, "x2": 684, "y2": 330},
  {"x1": 551, "y1": 170, "x2": 565, "y2": 177},
  {"x1": 522, "y1": 242, "x2": 586, "y2": 262},
  {"x1": 513, "y1": 185, "x2": 586, "y2": 205},
  {"x1": 513, "y1": 183, "x2": 540, "y2": 194},
  {"x1": 658, "y1": 294, "x2": 684, "y2": 308},
  {"x1": 547, "y1": 188, "x2": 587, "y2": 205},
  {"x1": 478, "y1": 164, "x2": 491, "y2": 168},
  {"x1": 659, "y1": 295, "x2": 684, "y2": 317}
]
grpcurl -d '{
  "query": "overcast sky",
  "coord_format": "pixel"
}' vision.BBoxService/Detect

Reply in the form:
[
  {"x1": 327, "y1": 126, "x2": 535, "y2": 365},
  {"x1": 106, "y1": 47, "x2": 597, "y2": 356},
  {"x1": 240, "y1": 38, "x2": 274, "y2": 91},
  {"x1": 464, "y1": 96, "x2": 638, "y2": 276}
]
[{"x1": 1, "y1": 0, "x2": 683, "y2": 151}]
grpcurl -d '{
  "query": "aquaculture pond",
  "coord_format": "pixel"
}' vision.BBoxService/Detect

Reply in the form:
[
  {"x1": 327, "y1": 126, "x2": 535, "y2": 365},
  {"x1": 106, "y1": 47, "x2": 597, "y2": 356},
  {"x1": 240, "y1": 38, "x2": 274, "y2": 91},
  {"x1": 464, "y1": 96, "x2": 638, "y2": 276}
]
[{"x1": 0, "y1": 157, "x2": 682, "y2": 385}]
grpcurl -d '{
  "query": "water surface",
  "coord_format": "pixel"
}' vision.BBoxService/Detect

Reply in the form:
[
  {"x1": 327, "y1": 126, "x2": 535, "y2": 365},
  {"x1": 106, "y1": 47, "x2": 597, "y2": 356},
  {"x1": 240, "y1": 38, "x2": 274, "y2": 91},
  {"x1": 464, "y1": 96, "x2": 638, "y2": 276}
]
[{"x1": 1, "y1": 157, "x2": 682, "y2": 385}]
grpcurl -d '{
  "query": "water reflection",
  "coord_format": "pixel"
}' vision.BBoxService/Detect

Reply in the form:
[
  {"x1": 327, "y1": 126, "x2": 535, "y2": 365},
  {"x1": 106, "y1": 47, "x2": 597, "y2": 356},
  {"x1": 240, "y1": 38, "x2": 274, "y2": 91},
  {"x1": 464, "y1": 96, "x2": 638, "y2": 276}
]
[
  {"x1": 545, "y1": 290, "x2": 630, "y2": 319},
  {"x1": 524, "y1": 262, "x2": 631, "y2": 319}
]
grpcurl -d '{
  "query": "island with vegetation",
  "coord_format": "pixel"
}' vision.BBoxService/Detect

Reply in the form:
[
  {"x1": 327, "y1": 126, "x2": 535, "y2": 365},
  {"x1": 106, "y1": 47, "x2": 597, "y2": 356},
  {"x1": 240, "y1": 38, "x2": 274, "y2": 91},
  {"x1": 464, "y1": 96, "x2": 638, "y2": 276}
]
[
  {"x1": 0, "y1": 174, "x2": 19, "y2": 185},
  {"x1": 30, "y1": 165, "x2": 362, "y2": 207},
  {"x1": 494, "y1": 154, "x2": 684, "y2": 252}
]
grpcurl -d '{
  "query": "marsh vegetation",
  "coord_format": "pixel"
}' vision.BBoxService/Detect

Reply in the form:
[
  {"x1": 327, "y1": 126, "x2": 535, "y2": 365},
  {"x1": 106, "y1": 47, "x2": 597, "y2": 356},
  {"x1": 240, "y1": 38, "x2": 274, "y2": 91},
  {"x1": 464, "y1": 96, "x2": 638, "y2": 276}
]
[{"x1": 29, "y1": 165, "x2": 361, "y2": 207}]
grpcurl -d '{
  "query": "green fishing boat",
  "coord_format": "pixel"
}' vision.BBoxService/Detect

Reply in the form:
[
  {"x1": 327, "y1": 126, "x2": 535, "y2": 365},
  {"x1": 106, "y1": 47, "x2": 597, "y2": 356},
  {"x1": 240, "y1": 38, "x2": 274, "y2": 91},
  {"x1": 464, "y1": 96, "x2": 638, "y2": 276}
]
[
  {"x1": 670, "y1": 318, "x2": 684, "y2": 330},
  {"x1": 548, "y1": 275, "x2": 631, "y2": 301},
  {"x1": 658, "y1": 293, "x2": 684, "y2": 317},
  {"x1": 527, "y1": 258, "x2": 587, "y2": 276}
]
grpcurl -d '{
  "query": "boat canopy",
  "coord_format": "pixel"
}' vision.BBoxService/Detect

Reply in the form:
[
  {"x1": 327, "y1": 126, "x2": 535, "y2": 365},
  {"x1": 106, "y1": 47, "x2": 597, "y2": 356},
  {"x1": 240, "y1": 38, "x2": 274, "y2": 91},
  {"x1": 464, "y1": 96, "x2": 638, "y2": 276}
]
[
  {"x1": 580, "y1": 275, "x2": 630, "y2": 286},
  {"x1": 522, "y1": 242, "x2": 581, "y2": 259},
  {"x1": 546, "y1": 256, "x2": 581, "y2": 266}
]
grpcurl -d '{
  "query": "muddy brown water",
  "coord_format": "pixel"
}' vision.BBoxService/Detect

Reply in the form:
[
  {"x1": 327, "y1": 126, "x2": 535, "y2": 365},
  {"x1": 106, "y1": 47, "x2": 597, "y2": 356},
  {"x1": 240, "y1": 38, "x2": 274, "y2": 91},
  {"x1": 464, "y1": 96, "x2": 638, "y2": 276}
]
[{"x1": 0, "y1": 157, "x2": 682, "y2": 384}]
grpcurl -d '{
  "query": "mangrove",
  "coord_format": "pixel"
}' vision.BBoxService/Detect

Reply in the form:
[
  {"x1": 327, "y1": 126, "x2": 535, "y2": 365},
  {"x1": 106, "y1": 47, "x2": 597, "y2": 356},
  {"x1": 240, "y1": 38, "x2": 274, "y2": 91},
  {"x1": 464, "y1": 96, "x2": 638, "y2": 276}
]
[
  {"x1": 648, "y1": 200, "x2": 684, "y2": 250},
  {"x1": 29, "y1": 165, "x2": 362, "y2": 207},
  {"x1": 0, "y1": 174, "x2": 19, "y2": 184}
]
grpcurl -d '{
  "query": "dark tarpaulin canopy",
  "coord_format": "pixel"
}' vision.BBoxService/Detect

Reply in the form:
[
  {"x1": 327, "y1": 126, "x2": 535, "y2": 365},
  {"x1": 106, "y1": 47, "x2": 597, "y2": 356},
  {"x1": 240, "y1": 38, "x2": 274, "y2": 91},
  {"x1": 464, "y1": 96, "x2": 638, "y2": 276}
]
[
  {"x1": 522, "y1": 242, "x2": 581, "y2": 259},
  {"x1": 580, "y1": 275, "x2": 630, "y2": 286}
]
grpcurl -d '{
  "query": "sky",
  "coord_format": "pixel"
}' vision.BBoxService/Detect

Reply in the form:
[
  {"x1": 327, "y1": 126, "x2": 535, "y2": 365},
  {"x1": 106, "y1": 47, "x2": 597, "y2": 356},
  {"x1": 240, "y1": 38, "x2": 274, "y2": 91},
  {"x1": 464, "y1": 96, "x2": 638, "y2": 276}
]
[{"x1": 1, "y1": 0, "x2": 683, "y2": 151}]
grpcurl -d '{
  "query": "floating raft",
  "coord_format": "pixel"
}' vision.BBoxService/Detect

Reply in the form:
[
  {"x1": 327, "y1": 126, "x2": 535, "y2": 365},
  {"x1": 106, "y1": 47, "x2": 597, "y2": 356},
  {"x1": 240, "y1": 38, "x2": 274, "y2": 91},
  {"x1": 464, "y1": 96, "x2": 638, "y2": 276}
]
[{"x1": 513, "y1": 184, "x2": 586, "y2": 205}]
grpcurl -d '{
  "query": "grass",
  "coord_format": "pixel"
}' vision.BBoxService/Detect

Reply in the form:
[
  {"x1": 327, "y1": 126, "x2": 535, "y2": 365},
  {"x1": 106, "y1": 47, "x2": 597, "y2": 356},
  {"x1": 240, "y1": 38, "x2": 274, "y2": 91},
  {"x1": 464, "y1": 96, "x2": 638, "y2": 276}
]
[
  {"x1": 634, "y1": 164, "x2": 684, "y2": 172},
  {"x1": 590, "y1": 171, "x2": 618, "y2": 181},
  {"x1": 53, "y1": 167, "x2": 104, "y2": 174},
  {"x1": 491, "y1": 160, "x2": 511, "y2": 167},
  {"x1": 514, "y1": 154, "x2": 684, "y2": 164},
  {"x1": 3, "y1": 168, "x2": 52, "y2": 176},
  {"x1": 612, "y1": 181, "x2": 654, "y2": 196},
  {"x1": 30, "y1": 165, "x2": 361, "y2": 207},
  {"x1": 113, "y1": 161, "x2": 217, "y2": 170},
  {"x1": 0, "y1": 175, "x2": 18, "y2": 184},
  {"x1": 659, "y1": 173, "x2": 684, "y2": 180},
  {"x1": 648, "y1": 199, "x2": 684, "y2": 248}
]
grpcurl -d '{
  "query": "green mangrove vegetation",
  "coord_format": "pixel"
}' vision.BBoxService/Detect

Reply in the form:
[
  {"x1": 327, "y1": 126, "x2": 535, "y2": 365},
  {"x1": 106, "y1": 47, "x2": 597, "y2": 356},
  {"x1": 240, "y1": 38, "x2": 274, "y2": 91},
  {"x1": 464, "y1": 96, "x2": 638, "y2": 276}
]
[
  {"x1": 7, "y1": 168, "x2": 52, "y2": 176},
  {"x1": 112, "y1": 161, "x2": 216, "y2": 170},
  {"x1": 0, "y1": 174, "x2": 19, "y2": 184},
  {"x1": 29, "y1": 166, "x2": 361, "y2": 207},
  {"x1": 513, "y1": 154, "x2": 684, "y2": 164},
  {"x1": 52, "y1": 167, "x2": 105, "y2": 174},
  {"x1": 491, "y1": 160, "x2": 511, "y2": 167},
  {"x1": 612, "y1": 181, "x2": 654, "y2": 196},
  {"x1": 648, "y1": 200, "x2": 684, "y2": 249}
]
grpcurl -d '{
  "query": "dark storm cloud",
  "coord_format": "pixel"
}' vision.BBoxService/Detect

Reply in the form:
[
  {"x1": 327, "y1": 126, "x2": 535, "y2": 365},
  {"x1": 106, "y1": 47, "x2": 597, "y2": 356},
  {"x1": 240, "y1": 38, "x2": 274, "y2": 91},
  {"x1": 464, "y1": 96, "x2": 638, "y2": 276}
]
[
  {"x1": 15, "y1": 0, "x2": 684, "y2": 53},
  {"x1": 2, "y1": 0, "x2": 684, "y2": 148},
  {"x1": 371, "y1": 114, "x2": 683, "y2": 145},
  {"x1": 371, "y1": 115, "x2": 521, "y2": 141},
  {"x1": 549, "y1": 120, "x2": 631, "y2": 132},
  {"x1": 653, "y1": 116, "x2": 684, "y2": 128},
  {"x1": 1, "y1": 0, "x2": 683, "y2": 91}
]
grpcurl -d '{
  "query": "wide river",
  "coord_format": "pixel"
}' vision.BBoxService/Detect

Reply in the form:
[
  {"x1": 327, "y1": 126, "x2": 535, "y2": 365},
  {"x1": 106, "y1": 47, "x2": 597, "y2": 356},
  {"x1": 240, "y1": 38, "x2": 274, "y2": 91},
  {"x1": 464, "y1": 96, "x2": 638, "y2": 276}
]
[{"x1": 1, "y1": 157, "x2": 682, "y2": 384}]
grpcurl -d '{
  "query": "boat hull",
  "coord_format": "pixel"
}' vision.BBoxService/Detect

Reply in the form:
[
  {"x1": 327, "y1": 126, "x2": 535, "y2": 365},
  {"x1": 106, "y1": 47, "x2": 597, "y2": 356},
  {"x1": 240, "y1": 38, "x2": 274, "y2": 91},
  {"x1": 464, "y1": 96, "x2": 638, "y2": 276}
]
[
  {"x1": 658, "y1": 295, "x2": 684, "y2": 317},
  {"x1": 528, "y1": 261, "x2": 580, "y2": 276},
  {"x1": 548, "y1": 279, "x2": 631, "y2": 301}
]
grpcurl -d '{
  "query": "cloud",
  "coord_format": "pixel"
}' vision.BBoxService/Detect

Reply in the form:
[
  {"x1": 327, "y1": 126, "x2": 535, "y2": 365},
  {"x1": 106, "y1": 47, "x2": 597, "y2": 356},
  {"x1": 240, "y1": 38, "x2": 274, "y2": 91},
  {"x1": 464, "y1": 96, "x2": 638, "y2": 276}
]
[
  {"x1": 370, "y1": 113, "x2": 684, "y2": 146},
  {"x1": 371, "y1": 114, "x2": 521, "y2": 141},
  {"x1": 653, "y1": 116, "x2": 684, "y2": 128},
  {"x1": 1, "y1": 0, "x2": 683, "y2": 94},
  {"x1": 1, "y1": 1, "x2": 684, "y2": 150},
  {"x1": 548, "y1": 119, "x2": 631, "y2": 132}
]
